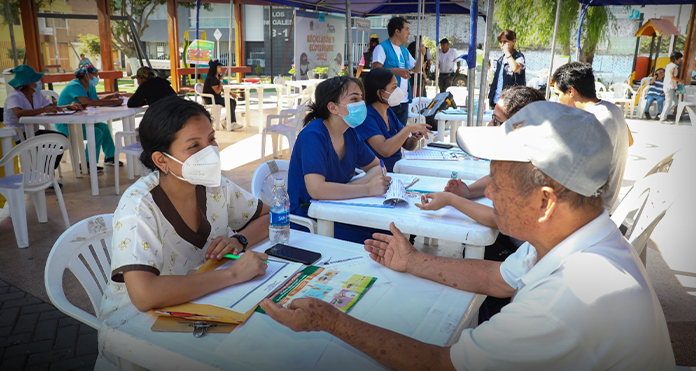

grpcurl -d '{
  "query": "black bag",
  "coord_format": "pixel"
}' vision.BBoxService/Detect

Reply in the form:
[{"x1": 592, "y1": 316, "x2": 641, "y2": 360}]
[{"x1": 421, "y1": 92, "x2": 456, "y2": 130}]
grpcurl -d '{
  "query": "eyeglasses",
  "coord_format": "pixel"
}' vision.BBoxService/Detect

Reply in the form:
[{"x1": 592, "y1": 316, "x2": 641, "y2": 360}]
[{"x1": 492, "y1": 117, "x2": 504, "y2": 126}]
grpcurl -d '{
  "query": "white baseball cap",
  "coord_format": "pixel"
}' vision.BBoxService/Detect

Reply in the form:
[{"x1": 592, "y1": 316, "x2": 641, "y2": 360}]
[{"x1": 456, "y1": 101, "x2": 612, "y2": 198}]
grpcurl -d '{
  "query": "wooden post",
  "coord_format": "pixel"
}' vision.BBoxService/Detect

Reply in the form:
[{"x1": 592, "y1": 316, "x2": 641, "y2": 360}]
[
  {"x1": 19, "y1": 0, "x2": 42, "y2": 72},
  {"x1": 679, "y1": 6, "x2": 695, "y2": 84},
  {"x1": 96, "y1": 0, "x2": 115, "y2": 91},
  {"x1": 167, "y1": 0, "x2": 181, "y2": 92},
  {"x1": 234, "y1": 0, "x2": 245, "y2": 83}
]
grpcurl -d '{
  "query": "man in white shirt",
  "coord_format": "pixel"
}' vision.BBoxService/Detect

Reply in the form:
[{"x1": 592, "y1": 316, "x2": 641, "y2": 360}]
[
  {"x1": 552, "y1": 62, "x2": 630, "y2": 211},
  {"x1": 261, "y1": 101, "x2": 675, "y2": 371},
  {"x1": 437, "y1": 38, "x2": 461, "y2": 93},
  {"x1": 372, "y1": 16, "x2": 426, "y2": 126}
]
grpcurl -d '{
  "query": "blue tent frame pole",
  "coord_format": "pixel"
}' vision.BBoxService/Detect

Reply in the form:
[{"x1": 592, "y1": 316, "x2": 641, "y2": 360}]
[
  {"x1": 466, "y1": 0, "x2": 477, "y2": 129},
  {"x1": 576, "y1": 2, "x2": 589, "y2": 61},
  {"x1": 346, "y1": 0, "x2": 353, "y2": 77},
  {"x1": 476, "y1": 0, "x2": 494, "y2": 126},
  {"x1": 546, "y1": 0, "x2": 562, "y2": 100}
]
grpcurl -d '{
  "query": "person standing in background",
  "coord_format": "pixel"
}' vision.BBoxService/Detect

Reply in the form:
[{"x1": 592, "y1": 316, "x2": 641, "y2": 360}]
[
  {"x1": 356, "y1": 35, "x2": 380, "y2": 78},
  {"x1": 488, "y1": 29, "x2": 525, "y2": 109},
  {"x1": 437, "y1": 38, "x2": 460, "y2": 93}
]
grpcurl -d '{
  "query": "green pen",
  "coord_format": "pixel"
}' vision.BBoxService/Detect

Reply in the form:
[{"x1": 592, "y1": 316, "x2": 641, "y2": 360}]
[{"x1": 224, "y1": 253, "x2": 269, "y2": 263}]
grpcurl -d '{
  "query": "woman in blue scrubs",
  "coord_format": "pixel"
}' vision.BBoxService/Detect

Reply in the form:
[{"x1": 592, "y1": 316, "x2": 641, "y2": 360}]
[
  {"x1": 288, "y1": 76, "x2": 392, "y2": 244},
  {"x1": 356, "y1": 68, "x2": 431, "y2": 172}
]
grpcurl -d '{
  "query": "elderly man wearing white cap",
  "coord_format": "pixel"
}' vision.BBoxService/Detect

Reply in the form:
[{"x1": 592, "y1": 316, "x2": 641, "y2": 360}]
[{"x1": 260, "y1": 101, "x2": 675, "y2": 371}]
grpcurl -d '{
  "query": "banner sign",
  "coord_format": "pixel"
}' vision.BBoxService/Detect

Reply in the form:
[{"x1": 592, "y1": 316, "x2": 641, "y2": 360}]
[
  {"x1": 294, "y1": 10, "x2": 346, "y2": 80},
  {"x1": 186, "y1": 39, "x2": 215, "y2": 65}
]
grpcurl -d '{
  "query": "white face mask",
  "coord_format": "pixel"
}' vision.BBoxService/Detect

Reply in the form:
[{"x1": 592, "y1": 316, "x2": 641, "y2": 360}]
[
  {"x1": 164, "y1": 145, "x2": 221, "y2": 187},
  {"x1": 382, "y1": 87, "x2": 405, "y2": 107}
]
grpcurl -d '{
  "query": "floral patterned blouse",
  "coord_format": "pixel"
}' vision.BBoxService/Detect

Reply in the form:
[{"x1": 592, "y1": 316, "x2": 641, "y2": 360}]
[{"x1": 98, "y1": 171, "x2": 263, "y2": 320}]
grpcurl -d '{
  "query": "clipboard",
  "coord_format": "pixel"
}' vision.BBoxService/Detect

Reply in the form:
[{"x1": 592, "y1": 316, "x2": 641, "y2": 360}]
[
  {"x1": 151, "y1": 316, "x2": 237, "y2": 334},
  {"x1": 147, "y1": 258, "x2": 256, "y2": 325}
]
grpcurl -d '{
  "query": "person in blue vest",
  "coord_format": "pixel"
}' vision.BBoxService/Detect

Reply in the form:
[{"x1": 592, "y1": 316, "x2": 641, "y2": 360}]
[
  {"x1": 371, "y1": 16, "x2": 426, "y2": 126},
  {"x1": 488, "y1": 29, "x2": 526, "y2": 109}
]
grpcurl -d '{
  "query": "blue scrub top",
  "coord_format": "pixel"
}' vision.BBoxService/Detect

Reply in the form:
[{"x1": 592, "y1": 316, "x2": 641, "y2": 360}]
[
  {"x1": 57, "y1": 79, "x2": 98, "y2": 106},
  {"x1": 355, "y1": 105, "x2": 403, "y2": 172},
  {"x1": 288, "y1": 118, "x2": 376, "y2": 218}
]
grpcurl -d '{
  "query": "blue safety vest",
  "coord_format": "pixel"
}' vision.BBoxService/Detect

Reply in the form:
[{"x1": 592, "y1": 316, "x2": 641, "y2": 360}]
[{"x1": 377, "y1": 39, "x2": 412, "y2": 104}]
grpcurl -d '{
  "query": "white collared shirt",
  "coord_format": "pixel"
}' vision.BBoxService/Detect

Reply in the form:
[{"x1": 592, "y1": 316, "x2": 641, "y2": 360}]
[{"x1": 450, "y1": 210, "x2": 675, "y2": 370}]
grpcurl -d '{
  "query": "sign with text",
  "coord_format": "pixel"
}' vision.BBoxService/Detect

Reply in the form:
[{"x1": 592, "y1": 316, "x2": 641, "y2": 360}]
[
  {"x1": 186, "y1": 39, "x2": 215, "y2": 65},
  {"x1": 608, "y1": 37, "x2": 637, "y2": 55},
  {"x1": 294, "y1": 10, "x2": 346, "y2": 80}
]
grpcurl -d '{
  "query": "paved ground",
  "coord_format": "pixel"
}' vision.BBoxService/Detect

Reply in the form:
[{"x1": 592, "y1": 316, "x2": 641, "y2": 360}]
[{"x1": 0, "y1": 279, "x2": 97, "y2": 371}]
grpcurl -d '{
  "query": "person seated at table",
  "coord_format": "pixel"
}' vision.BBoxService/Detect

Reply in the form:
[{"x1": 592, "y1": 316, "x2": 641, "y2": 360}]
[
  {"x1": 56, "y1": 65, "x2": 124, "y2": 171},
  {"x1": 261, "y1": 102, "x2": 675, "y2": 371},
  {"x1": 3, "y1": 65, "x2": 82, "y2": 157},
  {"x1": 355, "y1": 68, "x2": 431, "y2": 172},
  {"x1": 288, "y1": 76, "x2": 392, "y2": 244},
  {"x1": 202, "y1": 59, "x2": 241, "y2": 131},
  {"x1": 127, "y1": 66, "x2": 176, "y2": 107},
  {"x1": 98, "y1": 95, "x2": 270, "y2": 322}
]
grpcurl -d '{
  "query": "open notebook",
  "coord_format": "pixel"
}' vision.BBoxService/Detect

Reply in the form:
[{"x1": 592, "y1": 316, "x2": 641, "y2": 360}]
[{"x1": 315, "y1": 174, "x2": 419, "y2": 208}]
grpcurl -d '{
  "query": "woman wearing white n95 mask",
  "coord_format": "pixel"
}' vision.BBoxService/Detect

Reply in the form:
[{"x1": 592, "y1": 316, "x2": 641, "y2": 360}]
[
  {"x1": 98, "y1": 96, "x2": 270, "y2": 324},
  {"x1": 355, "y1": 68, "x2": 431, "y2": 172}
]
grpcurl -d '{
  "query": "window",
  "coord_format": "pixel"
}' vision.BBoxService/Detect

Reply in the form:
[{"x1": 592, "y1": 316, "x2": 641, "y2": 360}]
[{"x1": 189, "y1": 4, "x2": 232, "y2": 29}]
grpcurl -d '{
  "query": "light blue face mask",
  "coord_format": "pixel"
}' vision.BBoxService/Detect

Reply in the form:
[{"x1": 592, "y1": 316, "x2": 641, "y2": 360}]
[
  {"x1": 34, "y1": 81, "x2": 42, "y2": 93},
  {"x1": 339, "y1": 101, "x2": 367, "y2": 128},
  {"x1": 300, "y1": 65, "x2": 307, "y2": 72},
  {"x1": 89, "y1": 76, "x2": 99, "y2": 88}
]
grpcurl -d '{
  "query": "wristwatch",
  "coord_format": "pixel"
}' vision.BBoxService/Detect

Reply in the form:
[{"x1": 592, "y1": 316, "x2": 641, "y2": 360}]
[{"x1": 231, "y1": 234, "x2": 248, "y2": 251}]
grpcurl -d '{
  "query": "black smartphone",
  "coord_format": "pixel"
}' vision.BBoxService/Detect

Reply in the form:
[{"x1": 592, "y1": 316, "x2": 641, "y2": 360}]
[
  {"x1": 427, "y1": 142, "x2": 455, "y2": 149},
  {"x1": 265, "y1": 244, "x2": 322, "y2": 265}
]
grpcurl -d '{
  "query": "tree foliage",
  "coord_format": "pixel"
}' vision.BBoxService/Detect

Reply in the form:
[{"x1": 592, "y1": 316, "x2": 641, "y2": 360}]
[
  {"x1": 77, "y1": 34, "x2": 101, "y2": 57},
  {"x1": 1, "y1": 0, "x2": 54, "y2": 26},
  {"x1": 493, "y1": 0, "x2": 615, "y2": 63}
]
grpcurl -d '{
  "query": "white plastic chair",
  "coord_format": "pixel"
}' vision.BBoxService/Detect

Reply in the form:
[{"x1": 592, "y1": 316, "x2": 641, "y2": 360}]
[
  {"x1": 611, "y1": 173, "x2": 679, "y2": 266},
  {"x1": 114, "y1": 131, "x2": 146, "y2": 195},
  {"x1": 594, "y1": 81, "x2": 607, "y2": 97},
  {"x1": 251, "y1": 160, "x2": 317, "y2": 233},
  {"x1": 675, "y1": 86, "x2": 696, "y2": 125},
  {"x1": 194, "y1": 83, "x2": 223, "y2": 131},
  {"x1": 262, "y1": 102, "x2": 309, "y2": 161},
  {"x1": 607, "y1": 83, "x2": 636, "y2": 118},
  {"x1": 407, "y1": 97, "x2": 432, "y2": 124},
  {"x1": 684, "y1": 106, "x2": 696, "y2": 126},
  {"x1": 45, "y1": 213, "x2": 113, "y2": 330},
  {"x1": 0, "y1": 134, "x2": 70, "y2": 248}
]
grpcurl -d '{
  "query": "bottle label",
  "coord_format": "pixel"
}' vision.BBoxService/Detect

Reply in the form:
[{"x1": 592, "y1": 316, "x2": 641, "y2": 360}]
[{"x1": 270, "y1": 211, "x2": 289, "y2": 226}]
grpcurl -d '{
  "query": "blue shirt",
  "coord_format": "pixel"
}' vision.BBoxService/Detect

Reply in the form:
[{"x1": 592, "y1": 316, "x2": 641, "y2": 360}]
[
  {"x1": 355, "y1": 105, "x2": 403, "y2": 172},
  {"x1": 288, "y1": 118, "x2": 376, "y2": 218},
  {"x1": 58, "y1": 79, "x2": 97, "y2": 105}
]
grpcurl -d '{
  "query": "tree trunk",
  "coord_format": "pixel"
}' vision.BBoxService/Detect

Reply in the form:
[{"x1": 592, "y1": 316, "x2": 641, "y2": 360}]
[{"x1": 580, "y1": 45, "x2": 595, "y2": 65}]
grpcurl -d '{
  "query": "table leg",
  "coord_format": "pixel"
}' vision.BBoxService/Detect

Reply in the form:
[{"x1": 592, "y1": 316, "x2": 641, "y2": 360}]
[
  {"x1": 74, "y1": 125, "x2": 88, "y2": 176},
  {"x1": 463, "y1": 244, "x2": 485, "y2": 259},
  {"x1": 224, "y1": 87, "x2": 232, "y2": 131},
  {"x1": 257, "y1": 87, "x2": 264, "y2": 134},
  {"x1": 244, "y1": 88, "x2": 251, "y2": 131},
  {"x1": 450, "y1": 120, "x2": 461, "y2": 143},
  {"x1": 317, "y1": 219, "x2": 335, "y2": 238},
  {"x1": 85, "y1": 124, "x2": 99, "y2": 196},
  {"x1": 437, "y1": 119, "x2": 445, "y2": 142},
  {"x1": 23, "y1": 124, "x2": 37, "y2": 139},
  {"x1": 276, "y1": 88, "x2": 282, "y2": 115}
]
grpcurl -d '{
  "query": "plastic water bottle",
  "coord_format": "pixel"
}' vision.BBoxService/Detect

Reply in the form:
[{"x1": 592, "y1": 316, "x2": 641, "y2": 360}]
[{"x1": 269, "y1": 177, "x2": 290, "y2": 244}]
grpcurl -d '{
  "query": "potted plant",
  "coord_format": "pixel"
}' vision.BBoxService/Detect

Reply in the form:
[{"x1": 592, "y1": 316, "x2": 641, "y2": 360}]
[
  {"x1": 255, "y1": 63, "x2": 263, "y2": 77},
  {"x1": 288, "y1": 67, "x2": 297, "y2": 80},
  {"x1": 312, "y1": 67, "x2": 329, "y2": 79}
]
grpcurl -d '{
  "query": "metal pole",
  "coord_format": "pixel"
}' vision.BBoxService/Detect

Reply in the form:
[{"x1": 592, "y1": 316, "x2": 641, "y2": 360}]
[
  {"x1": 269, "y1": 6, "x2": 274, "y2": 77},
  {"x1": 545, "y1": 0, "x2": 562, "y2": 100},
  {"x1": 466, "y1": 0, "x2": 477, "y2": 129},
  {"x1": 476, "y1": 0, "x2": 494, "y2": 126},
  {"x1": 229, "y1": 3, "x2": 234, "y2": 80},
  {"x1": 575, "y1": 3, "x2": 583, "y2": 61},
  {"x1": 417, "y1": 0, "x2": 424, "y2": 97},
  {"x1": 50, "y1": 4, "x2": 60, "y2": 67},
  {"x1": 4, "y1": 0, "x2": 18, "y2": 66},
  {"x1": 346, "y1": 0, "x2": 353, "y2": 77}
]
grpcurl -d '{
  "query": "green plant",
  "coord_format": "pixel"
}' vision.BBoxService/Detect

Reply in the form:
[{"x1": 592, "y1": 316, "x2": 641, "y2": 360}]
[
  {"x1": 255, "y1": 64, "x2": 264, "y2": 76},
  {"x1": 5, "y1": 47, "x2": 25, "y2": 61},
  {"x1": 338, "y1": 67, "x2": 349, "y2": 77},
  {"x1": 312, "y1": 66, "x2": 328, "y2": 76},
  {"x1": 288, "y1": 67, "x2": 297, "y2": 74},
  {"x1": 77, "y1": 34, "x2": 101, "y2": 58}
]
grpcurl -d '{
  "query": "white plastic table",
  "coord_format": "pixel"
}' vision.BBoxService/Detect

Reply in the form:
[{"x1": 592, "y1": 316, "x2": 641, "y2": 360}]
[
  {"x1": 308, "y1": 174, "x2": 497, "y2": 259},
  {"x1": 433, "y1": 110, "x2": 493, "y2": 142},
  {"x1": 393, "y1": 153, "x2": 490, "y2": 180},
  {"x1": 284, "y1": 78, "x2": 324, "y2": 91},
  {"x1": 223, "y1": 84, "x2": 283, "y2": 132},
  {"x1": 99, "y1": 230, "x2": 481, "y2": 371},
  {"x1": 19, "y1": 106, "x2": 144, "y2": 196}
]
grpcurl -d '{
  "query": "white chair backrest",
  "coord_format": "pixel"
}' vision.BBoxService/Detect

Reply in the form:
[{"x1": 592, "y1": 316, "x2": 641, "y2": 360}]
[
  {"x1": 44, "y1": 213, "x2": 113, "y2": 329},
  {"x1": 595, "y1": 81, "x2": 607, "y2": 94},
  {"x1": 251, "y1": 160, "x2": 290, "y2": 205},
  {"x1": 299, "y1": 85, "x2": 316, "y2": 104},
  {"x1": 611, "y1": 173, "x2": 678, "y2": 242},
  {"x1": 194, "y1": 82, "x2": 204, "y2": 95},
  {"x1": 684, "y1": 85, "x2": 696, "y2": 102},
  {"x1": 273, "y1": 76, "x2": 286, "y2": 86},
  {"x1": 0, "y1": 134, "x2": 68, "y2": 192},
  {"x1": 410, "y1": 97, "x2": 432, "y2": 113},
  {"x1": 41, "y1": 90, "x2": 60, "y2": 103},
  {"x1": 608, "y1": 83, "x2": 633, "y2": 99}
]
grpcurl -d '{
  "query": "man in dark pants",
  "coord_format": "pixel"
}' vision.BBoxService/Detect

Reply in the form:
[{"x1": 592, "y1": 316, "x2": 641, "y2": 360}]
[{"x1": 437, "y1": 38, "x2": 460, "y2": 93}]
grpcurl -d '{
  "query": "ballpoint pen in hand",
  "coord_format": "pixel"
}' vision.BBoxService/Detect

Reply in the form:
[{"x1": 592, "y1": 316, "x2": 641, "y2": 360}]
[
  {"x1": 224, "y1": 253, "x2": 269, "y2": 263},
  {"x1": 379, "y1": 159, "x2": 387, "y2": 177}
]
